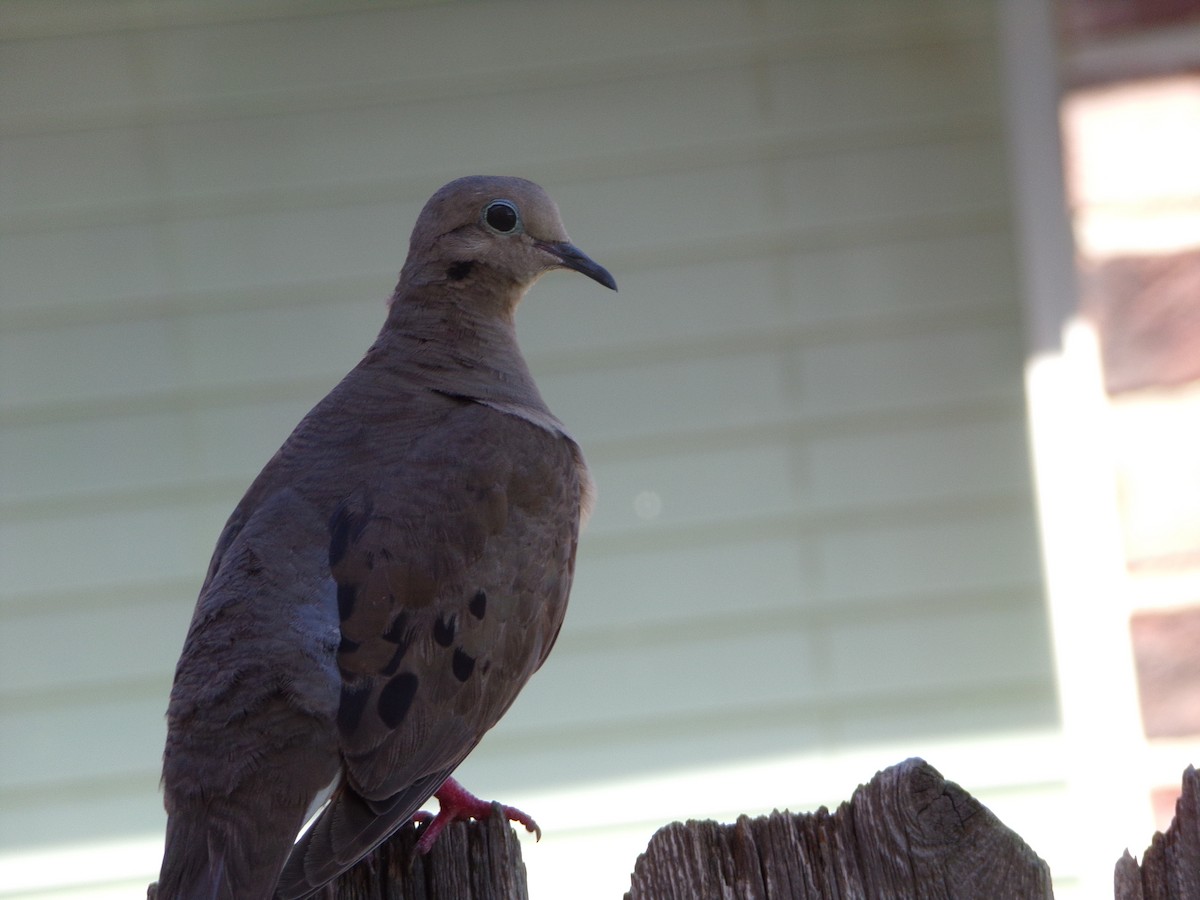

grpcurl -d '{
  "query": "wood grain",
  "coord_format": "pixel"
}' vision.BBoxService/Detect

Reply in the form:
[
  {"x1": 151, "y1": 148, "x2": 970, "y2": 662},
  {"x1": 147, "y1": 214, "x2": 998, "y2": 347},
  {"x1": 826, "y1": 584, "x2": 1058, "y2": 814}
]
[
  {"x1": 1116, "y1": 766, "x2": 1200, "y2": 900},
  {"x1": 624, "y1": 757, "x2": 1053, "y2": 899},
  {"x1": 332, "y1": 803, "x2": 529, "y2": 900}
]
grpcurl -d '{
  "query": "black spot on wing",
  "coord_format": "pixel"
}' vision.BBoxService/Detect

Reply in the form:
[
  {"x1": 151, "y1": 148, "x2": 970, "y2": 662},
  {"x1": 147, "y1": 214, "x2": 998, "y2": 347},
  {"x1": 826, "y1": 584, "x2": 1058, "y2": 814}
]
[
  {"x1": 338, "y1": 636, "x2": 360, "y2": 655},
  {"x1": 337, "y1": 583, "x2": 357, "y2": 621},
  {"x1": 337, "y1": 683, "x2": 371, "y2": 735},
  {"x1": 377, "y1": 673, "x2": 419, "y2": 729},
  {"x1": 433, "y1": 613, "x2": 456, "y2": 648},
  {"x1": 452, "y1": 648, "x2": 476, "y2": 682},
  {"x1": 378, "y1": 613, "x2": 412, "y2": 675},
  {"x1": 469, "y1": 590, "x2": 487, "y2": 619},
  {"x1": 382, "y1": 611, "x2": 409, "y2": 643},
  {"x1": 381, "y1": 642, "x2": 409, "y2": 677}
]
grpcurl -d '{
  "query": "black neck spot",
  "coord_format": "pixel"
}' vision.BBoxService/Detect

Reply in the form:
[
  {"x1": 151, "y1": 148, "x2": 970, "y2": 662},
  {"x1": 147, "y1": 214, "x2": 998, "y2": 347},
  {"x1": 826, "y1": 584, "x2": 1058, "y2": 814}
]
[{"x1": 446, "y1": 260, "x2": 475, "y2": 281}]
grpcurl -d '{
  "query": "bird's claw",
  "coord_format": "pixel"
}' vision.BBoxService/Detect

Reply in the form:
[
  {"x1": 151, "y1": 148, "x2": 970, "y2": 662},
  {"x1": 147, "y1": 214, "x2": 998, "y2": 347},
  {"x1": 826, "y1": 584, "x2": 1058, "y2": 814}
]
[
  {"x1": 498, "y1": 802, "x2": 542, "y2": 841},
  {"x1": 413, "y1": 777, "x2": 541, "y2": 854}
]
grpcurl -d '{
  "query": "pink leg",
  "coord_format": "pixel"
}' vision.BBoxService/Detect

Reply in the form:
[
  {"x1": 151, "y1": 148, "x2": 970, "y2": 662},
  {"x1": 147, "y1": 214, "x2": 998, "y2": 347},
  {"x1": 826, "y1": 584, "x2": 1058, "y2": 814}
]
[{"x1": 413, "y1": 777, "x2": 541, "y2": 854}]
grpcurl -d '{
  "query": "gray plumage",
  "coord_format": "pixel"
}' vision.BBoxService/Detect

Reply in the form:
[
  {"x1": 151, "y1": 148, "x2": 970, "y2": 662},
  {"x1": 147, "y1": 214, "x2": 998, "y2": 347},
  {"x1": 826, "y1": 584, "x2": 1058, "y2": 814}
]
[{"x1": 154, "y1": 176, "x2": 614, "y2": 900}]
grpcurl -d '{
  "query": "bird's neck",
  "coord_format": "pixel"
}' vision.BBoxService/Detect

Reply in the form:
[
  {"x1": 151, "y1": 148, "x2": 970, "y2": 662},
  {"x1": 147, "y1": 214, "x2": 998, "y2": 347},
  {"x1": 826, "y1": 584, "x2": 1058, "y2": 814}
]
[{"x1": 369, "y1": 283, "x2": 559, "y2": 427}]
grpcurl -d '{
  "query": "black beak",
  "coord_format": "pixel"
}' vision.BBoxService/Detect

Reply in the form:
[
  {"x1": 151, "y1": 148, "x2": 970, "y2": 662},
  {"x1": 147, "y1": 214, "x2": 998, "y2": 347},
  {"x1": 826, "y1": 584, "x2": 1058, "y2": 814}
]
[{"x1": 539, "y1": 241, "x2": 618, "y2": 291}]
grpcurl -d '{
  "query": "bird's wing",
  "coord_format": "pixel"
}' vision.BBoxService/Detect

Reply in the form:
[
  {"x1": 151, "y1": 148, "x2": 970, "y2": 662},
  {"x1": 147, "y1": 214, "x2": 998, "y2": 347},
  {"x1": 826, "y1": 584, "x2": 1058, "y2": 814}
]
[
  {"x1": 159, "y1": 487, "x2": 343, "y2": 900},
  {"x1": 275, "y1": 402, "x2": 583, "y2": 898}
]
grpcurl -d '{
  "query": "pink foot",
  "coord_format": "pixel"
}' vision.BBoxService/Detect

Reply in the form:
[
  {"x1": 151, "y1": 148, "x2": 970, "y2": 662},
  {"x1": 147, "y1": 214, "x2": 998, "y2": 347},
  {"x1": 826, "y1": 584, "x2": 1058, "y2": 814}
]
[{"x1": 413, "y1": 777, "x2": 541, "y2": 854}]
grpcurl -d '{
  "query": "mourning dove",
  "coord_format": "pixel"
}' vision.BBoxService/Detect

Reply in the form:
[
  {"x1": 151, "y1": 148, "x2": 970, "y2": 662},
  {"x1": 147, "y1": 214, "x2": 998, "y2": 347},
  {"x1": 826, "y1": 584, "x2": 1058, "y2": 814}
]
[{"x1": 154, "y1": 176, "x2": 615, "y2": 900}]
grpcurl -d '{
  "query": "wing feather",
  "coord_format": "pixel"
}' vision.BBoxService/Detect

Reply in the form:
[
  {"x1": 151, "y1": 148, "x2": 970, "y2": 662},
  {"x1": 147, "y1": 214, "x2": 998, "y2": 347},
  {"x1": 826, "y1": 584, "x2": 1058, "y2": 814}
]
[{"x1": 275, "y1": 405, "x2": 583, "y2": 898}]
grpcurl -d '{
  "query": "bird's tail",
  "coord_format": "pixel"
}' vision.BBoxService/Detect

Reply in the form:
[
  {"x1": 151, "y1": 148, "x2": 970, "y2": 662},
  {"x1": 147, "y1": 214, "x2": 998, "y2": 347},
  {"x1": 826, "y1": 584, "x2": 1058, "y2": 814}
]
[
  {"x1": 155, "y1": 812, "x2": 281, "y2": 900},
  {"x1": 274, "y1": 772, "x2": 447, "y2": 899}
]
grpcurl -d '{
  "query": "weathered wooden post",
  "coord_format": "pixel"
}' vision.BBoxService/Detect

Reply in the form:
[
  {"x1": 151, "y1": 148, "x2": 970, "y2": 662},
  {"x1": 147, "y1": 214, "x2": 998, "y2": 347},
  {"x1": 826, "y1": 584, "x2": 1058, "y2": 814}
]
[
  {"x1": 331, "y1": 803, "x2": 528, "y2": 900},
  {"x1": 625, "y1": 757, "x2": 1053, "y2": 899},
  {"x1": 1115, "y1": 766, "x2": 1200, "y2": 899}
]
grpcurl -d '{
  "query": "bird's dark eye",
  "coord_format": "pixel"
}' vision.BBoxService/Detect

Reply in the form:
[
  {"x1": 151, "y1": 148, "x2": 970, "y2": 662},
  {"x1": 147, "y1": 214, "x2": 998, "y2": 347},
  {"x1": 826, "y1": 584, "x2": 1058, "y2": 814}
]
[{"x1": 484, "y1": 200, "x2": 519, "y2": 233}]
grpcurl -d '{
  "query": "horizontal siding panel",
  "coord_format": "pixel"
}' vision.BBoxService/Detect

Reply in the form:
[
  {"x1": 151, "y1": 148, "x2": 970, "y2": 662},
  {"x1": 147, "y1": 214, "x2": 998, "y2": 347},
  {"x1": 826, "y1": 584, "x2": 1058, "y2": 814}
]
[
  {"x1": 0, "y1": 695, "x2": 163, "y2": 792},
  {"x1": 499, "y1": 624, "x2": 821, "y2": 731},
  {"x1": 0, "y1": 213, "x2": 398, "y2": 318},
  {"x1": 798, "y1": 324, "x2": 1025, "y2": 414},
  {"x1": 585, "y1": 442, "x2": 801, "y2": 536},
  {"x1": 836, "y1": 680, "x2": 1059, "y2": 745},
  {"x1": 0, "y1": 502, "x2": 223, "y2": 599},
  {"x1": 768, "y1": 37, "x2": 1001, "y2": 131},
  {"x1": 0, "y1": 786, "x2": 164, "y2": 852},
  {"x1": 163, "y1": 200, "x2": 415, "y2": 294},
  {"x1": 550, "y1": 323, "x2": 1023, "y2": 445},
  {"x1": 0, "y1": 126, "x2": 159, "y2": 213},
  {"x1": 0, "y1": 396, "x2": 317, "y2": 510},
  {"x1": 0, "y1": 319, "x2": 183, "y2": 410},
  {"x1": 816, "y1": 508, "x2": 1043, "y2": 603},
  {"x1": 556, "y1": 164, "x2": 772, "y2": 257},
  {"x1": 176, "y1": 298, "x2": 378, "y2": 390},
  {"x1": 790, "y1": 229, "x2": 1019, "y2": 325},
  {"x1": 135, "y1": 3, "x2": 768, "y2": 112},
  {"x1": 0, "y1": 597, "x2": 188, "y2": 696},
  {"x1": 541, "y1": 350, "x2": 792, "y2": 445},
  {"x1": 0, "y1": 223, "x2": 174, "y2": 315},
  {"x1": 779, "y1": 136, "x2": 1010, "y2": 232},
  {"x1": 0, "y1": 412, "x2": 194, "y2": 506},
  {"x1": 0, "y1": 3, "x2": 991, "y2": 130},
  {"x1": 567, "y1": 537, "x2": 813, "y2": 632},
  {"x1": 824, "y1": 600, "x2": 1054, "y2": 696},
  {"x1": 806, "y1": 416, "x2": 1033, "y2": 510},
  {"x1": 0, "y1": 31, "x2": 145, "y2": 128}
]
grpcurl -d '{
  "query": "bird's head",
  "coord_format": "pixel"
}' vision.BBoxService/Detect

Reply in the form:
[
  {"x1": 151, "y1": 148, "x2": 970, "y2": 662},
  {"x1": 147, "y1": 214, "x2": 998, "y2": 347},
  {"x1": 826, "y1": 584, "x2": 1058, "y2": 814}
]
[{"x1": 396, "y1": 175, "x2": 616, "y2": 306}]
